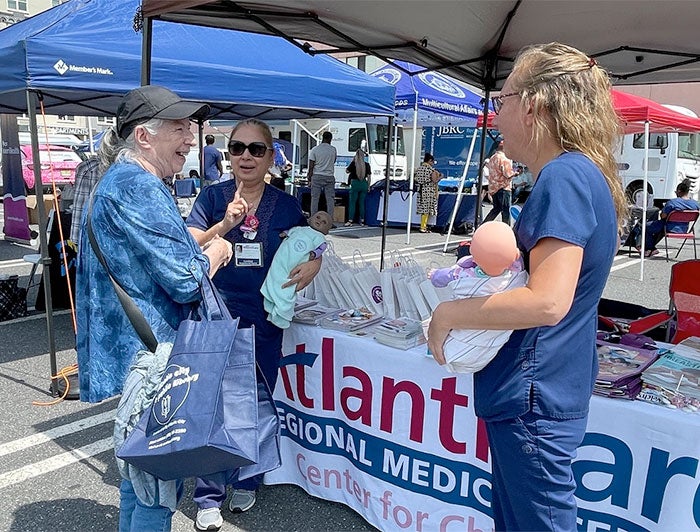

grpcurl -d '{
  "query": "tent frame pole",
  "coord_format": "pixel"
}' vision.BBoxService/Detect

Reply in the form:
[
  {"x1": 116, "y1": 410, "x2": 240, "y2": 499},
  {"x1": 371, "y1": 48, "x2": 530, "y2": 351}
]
[
  {"x1": 639, "y1": 121, "x2": 650, "y2": 280},
  {"x1": 140, "y1": 16, "x2": 153, "y2": 85},
  {"x1": 380, "y1": 116, "x2": 394, "y2": 270},
  {"x1": 405, "y1": 96, "x2": 419, "y2": 244},
  {"x1": 27, "y1": 90, "x2": 59, "y2": 395}
]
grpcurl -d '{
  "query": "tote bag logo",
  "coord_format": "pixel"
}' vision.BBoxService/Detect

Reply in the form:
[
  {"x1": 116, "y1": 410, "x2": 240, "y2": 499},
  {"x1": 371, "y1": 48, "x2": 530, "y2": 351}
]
[{"x1": 152, "y1": 364, "x2": 199, "y2": 425}]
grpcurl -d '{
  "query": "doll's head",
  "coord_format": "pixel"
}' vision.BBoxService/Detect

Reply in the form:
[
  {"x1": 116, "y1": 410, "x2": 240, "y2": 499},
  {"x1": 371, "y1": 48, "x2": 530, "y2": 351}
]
[
  {"x1": 309, "y1": 211, "x2": 333, "y2": 235},
  {"x1": 470, "y1": 221, "x2": 519, "y2": 276}
]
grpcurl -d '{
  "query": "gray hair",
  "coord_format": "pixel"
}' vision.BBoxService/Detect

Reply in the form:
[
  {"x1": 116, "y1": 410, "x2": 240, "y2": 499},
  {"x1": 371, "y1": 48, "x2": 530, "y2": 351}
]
[{"x1": 104, "y1": 118, "x2": 166, "y2": 165}]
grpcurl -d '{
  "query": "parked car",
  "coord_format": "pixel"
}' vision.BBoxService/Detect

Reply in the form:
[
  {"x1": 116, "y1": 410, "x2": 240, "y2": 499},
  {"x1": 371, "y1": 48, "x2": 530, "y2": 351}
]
[{"x1": 21, "y1": 144, "x2": 82, "y2": 191}]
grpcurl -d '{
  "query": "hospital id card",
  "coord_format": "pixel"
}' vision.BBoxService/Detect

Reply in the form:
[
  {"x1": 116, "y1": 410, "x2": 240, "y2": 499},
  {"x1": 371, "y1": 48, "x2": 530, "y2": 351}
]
[{"x1": 234, "y1": 242, "x2": 263, "y2": 267}]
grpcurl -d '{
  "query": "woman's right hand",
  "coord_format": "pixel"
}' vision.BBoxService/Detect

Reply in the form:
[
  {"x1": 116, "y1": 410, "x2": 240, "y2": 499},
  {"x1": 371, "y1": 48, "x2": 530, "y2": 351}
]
[
  {"x1": 221, "y1": 189, "x2": 248, "y2": 232},
  {"x1": 203, "y1": 235, "x2": 233, "y2": 276}
]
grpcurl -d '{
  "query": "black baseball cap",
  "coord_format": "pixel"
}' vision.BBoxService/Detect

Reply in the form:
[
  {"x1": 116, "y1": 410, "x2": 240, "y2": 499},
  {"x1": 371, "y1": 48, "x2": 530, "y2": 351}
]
[{"x1": 117, "y1": 85, "x2": 210, "y2": 139}]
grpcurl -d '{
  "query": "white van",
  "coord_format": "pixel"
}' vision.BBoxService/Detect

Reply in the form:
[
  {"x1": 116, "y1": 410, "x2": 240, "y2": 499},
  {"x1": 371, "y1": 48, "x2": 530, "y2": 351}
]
[
  {"x1": 617, "y1": 105, "x2": 700, "y2": 206},
  {"x1": 182, "y1": 146, "x2": 231, "y2": 180},
  {"x1": 270, "y1": 120, "x2": 407, "y2": 186}
]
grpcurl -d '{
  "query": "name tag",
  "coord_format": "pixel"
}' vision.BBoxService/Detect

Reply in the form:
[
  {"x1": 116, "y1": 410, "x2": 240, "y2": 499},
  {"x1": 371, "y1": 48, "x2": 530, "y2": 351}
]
[{"x1": 234, "y1": 242, "x2": 263, "y2": 268}]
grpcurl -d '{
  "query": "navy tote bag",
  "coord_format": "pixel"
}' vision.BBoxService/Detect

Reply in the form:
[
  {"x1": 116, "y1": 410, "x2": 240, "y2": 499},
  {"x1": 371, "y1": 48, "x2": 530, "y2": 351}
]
[{"x1": 116, "y1": 277, "x2": 280, "y2": 480}]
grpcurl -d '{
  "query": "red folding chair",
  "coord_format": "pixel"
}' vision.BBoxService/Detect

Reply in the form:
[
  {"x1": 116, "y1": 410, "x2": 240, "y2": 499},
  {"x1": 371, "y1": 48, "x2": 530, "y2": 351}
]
[
  {"x1": 628, "y1": 259, "x2": 700, "y2": 343},
  {"x1": 663, "y1": 210, "x2": 699, "y2": 261}
]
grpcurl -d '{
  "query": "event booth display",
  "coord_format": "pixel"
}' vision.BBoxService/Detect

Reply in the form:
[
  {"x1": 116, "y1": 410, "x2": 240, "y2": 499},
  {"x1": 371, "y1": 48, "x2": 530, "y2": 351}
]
[
  {"x1": 267, "y1": 325, "x2": 700, "y2": 532},
  {"x1": 0, "y1": 0, "x2": 394, "y2": 396}
]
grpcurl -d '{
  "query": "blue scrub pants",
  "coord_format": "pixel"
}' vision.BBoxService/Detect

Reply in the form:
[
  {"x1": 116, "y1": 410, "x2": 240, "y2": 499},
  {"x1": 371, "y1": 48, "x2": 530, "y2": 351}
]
[
  {"x1": 119, "y1": 478, "x2": 182, "y2": 532},
  {"x1": 485, "y1": 412, "x2": 588, "y2": 531},
  {"x1": 194, "y1": 319, "x2": 282, "y2": 509}
]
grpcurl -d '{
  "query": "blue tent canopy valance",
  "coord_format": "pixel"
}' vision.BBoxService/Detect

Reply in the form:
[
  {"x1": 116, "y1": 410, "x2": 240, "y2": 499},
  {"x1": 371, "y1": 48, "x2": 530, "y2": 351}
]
[
  {"x1": 371, "y1": 61, "x2": 485, "y2": 126},
  {"x1": 0, "y1": 0, "x2": 394, "y2": 120}
]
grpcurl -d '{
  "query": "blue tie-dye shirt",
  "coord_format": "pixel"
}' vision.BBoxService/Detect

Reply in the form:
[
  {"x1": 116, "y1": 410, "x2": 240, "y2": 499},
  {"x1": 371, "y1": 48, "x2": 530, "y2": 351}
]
[{"x1": 76, "y1": 161, "x2": 209, "y2": 403}]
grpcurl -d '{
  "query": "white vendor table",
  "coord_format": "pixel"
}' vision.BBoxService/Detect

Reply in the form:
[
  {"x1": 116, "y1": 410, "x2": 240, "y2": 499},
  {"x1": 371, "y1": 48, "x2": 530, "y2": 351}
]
[{"x1": 264, "y1": 324, "x2": 700, "y2": 531}]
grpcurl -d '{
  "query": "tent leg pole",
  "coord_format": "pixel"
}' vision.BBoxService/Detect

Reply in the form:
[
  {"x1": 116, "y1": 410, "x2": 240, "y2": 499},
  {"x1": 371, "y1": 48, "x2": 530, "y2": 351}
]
[
  {"x1": 474, "y1": 88, "x2": 493, "y2": 229},
  {"x1": 380, "y1": 116, "x2": 394, "y2": 270},
  {"x1": 140, "y1": 16, "x2": 153, "y2": 85},
  {"x1": 27, "y1": 91, "x2": 59, "y2": 396},
  {"x1": 443, "y1": 129, "x2": 478, "y2": 253}
]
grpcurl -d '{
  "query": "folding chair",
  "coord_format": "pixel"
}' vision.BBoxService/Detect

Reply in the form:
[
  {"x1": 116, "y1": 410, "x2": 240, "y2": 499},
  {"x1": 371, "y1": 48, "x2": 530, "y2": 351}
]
[
  {"x1": 663, "y1": 210, "x2": 699, "y2": 261},
  {"x1": 625, "y1": 259, "x2": 700, "y2": 343},
  {"x1": 24, "y1": 208, "x2": 55, "y2": 291}
]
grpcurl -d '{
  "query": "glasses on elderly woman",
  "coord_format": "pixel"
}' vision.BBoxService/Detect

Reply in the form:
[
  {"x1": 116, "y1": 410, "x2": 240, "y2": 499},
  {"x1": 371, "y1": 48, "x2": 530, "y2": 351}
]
[
  {"x1": 228, "y1": 141, "x2": 271, "y2": 158},
  {"x1": 491, "y1": 91, "x2": 520, "y2": 115}
]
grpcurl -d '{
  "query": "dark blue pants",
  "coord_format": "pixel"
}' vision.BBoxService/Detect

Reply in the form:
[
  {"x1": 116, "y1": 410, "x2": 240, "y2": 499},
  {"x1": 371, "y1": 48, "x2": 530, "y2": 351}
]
[
  {"x1": 194, "y1": 320, "x2": 282, "y2": 509},
  {"x1": 484, "y1": 189, "x2": 512, "y2": 225},
  {"x1": 485, "y1": 412, "x2": 588, "y2": 531}
]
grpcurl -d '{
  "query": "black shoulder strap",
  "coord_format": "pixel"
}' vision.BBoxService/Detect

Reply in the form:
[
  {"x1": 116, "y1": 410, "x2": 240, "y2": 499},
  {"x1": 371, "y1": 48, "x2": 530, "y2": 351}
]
[{"x1": 86, "y1": 194, "x2": 158, "y2": 352}]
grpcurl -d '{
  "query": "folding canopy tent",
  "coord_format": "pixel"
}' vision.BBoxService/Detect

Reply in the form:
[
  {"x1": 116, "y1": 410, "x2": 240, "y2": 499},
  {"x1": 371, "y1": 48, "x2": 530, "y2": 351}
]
[
  {"x1": 140, "y1": 0, "x2": 700, "y2": 228},
  {"x1": 369, "y1": 60, "x2": 485, "y2": 243},
  {"x1": 0, "y1": 0, "x2": 394, "y2": 396}
]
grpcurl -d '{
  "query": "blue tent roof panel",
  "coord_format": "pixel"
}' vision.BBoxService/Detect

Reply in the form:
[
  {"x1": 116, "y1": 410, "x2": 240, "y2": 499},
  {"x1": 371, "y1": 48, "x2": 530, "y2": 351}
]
[{"x1": 0, "y1": 0, "x2": 394, "y2": 120}]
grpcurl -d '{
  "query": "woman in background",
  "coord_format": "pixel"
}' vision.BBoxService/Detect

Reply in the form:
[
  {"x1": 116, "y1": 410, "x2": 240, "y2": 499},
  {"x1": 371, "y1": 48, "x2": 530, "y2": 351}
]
[
  {"x1": 345, "y1": 148, "x2": 371, "y2": 225},
  {"x1": 414, "y1": 152, "x2": 442, "y2": 233}
]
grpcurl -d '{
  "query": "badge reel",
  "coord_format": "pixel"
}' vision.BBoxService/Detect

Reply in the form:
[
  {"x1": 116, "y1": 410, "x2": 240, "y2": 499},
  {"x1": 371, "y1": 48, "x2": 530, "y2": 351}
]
[{"x1": 241, "y1": 213, "x2": 259, "y2": 240}]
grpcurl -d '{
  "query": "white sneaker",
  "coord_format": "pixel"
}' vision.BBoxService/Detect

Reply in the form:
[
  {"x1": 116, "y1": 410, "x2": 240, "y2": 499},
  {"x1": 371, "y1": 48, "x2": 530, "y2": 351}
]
[
  {"x1": 195, "y1": 507, "x2": 223, "y2": 531},
  {"x1": 228, "y1": 489, "x2": 256, "y2": 513}
]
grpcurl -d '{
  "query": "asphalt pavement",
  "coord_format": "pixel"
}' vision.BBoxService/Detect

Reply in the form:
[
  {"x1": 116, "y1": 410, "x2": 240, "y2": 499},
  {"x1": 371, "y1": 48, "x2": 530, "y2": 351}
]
[{"x1": 0, "y1": 199, "x2": 690, "y2": 531}]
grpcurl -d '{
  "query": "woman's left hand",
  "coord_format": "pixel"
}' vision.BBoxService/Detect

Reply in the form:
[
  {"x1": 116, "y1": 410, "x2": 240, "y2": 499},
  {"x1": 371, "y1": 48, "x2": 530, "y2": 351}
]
[
  {"x1": 427, "y1": 302, "x2": 451, "y2": 365},
  {"x1": 282, "y1": 257, "x2": 322, "y2": 291}
]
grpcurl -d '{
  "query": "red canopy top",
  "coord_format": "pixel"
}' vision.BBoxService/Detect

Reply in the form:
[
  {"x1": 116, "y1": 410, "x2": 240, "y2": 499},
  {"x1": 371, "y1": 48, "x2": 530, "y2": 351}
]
[{"x1": 477, "y1": 90, "x2": 700, "y2": 134}]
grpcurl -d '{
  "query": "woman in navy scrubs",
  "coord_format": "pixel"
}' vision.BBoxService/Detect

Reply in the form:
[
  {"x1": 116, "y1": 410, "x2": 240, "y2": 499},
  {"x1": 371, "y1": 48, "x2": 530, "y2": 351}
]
[{"x1": 428, "y1": 43, "x2": 627, "y2": 531}]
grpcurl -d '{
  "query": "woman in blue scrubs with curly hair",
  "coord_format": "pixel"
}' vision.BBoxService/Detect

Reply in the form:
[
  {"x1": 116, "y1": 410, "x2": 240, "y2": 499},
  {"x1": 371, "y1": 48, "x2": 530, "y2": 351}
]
[{"x1": 428, "y1": 42, "x2": 628, "y2": 531}]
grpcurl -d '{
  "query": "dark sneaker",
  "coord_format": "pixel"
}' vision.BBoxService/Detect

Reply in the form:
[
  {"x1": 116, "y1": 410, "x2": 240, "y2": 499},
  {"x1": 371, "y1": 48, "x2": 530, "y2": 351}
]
[{"x1": 228, "y1": 489, "x2": 256, "y2": 513}]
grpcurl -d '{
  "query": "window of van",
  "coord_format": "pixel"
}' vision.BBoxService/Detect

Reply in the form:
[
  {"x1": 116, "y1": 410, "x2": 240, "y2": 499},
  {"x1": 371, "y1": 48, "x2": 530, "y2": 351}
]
[
  {"x1": 632, "y1": 132, "x2": 667, "y2": 150},
  {"x1": 348, "y1": 128, "x2": 366, "y2": 153}
]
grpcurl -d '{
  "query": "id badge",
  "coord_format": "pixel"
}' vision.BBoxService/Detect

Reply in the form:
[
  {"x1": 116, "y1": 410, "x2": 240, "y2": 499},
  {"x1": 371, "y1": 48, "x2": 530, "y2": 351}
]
[{"x1": 234, "y1": 242, "x2": 263, "y2": 267}]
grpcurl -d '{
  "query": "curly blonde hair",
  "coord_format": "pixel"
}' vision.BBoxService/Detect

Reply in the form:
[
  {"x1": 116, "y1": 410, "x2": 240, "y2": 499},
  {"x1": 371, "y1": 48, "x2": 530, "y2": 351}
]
[{"x1": 509, "y1": 42, "x2": 627, "y2": 230}]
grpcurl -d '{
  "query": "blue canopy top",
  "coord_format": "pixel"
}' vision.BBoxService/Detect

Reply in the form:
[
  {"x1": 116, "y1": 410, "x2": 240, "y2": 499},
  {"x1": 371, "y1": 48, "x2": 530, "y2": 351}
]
[
  {"x1": 0, "y1": 0, "x2": 394, "y2": 120},
  {"x1": 371, "y1": 61, "x2": 484, "y2": 126}
]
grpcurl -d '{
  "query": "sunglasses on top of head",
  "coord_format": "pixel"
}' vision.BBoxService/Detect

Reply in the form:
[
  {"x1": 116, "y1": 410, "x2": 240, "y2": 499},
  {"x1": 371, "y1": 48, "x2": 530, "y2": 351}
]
[{"x1": 228, "y1": 141, "x2": 271, "y2": 158}]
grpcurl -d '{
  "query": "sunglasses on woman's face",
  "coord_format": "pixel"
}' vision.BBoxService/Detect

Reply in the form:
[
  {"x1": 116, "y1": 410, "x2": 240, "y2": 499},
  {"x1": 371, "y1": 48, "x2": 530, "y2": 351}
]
[{"x1": 228, "y1": 141, "x2": 271, "y2": 158}]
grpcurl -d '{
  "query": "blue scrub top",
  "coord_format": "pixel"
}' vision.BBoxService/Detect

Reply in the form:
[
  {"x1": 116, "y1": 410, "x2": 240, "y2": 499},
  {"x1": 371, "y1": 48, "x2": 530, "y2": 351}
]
[
  {"x1": 186, "y1": 181, "x2": 305, "y2": 384},
  {"x1": 474, "y1": 152, "x2": 618, "y2": 421}
]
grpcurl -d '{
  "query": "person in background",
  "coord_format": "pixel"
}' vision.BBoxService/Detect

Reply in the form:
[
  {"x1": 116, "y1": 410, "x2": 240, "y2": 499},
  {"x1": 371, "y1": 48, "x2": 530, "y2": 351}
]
[
  {"x1": 414, "y1": 152, "x2": 442, "y2": 233},
  {"x1": 641, "y1": 179, "x2": 699, "y2": 257},
  {"x1": 269, "y1": 141, "x2": 293, "y2": 191},
  {"x1": 308, "y1": 130, "x2": 337, "y2": 215},
  {"x1": 69, "y1": 156, "x2": 100, "y2": 245},
  {"x1": 76, "y1": 85, "x2": 232, "y2": 532},
  {"x1": 69, "y1": 132, "x2": 123, "y2": 245},
  {"x1": 484, "y1": 140, "x2": 515, "y2": 224},
  {"x1": 203, "y1": 134, "x2": 223, "y2": 186},
  {"x1": 511, "y1": 164, "x2": 535, "y2": 204},
  {"x1": 345, "y1": 148, "x2": 371, "y2": 226},
  {"x1": 428, "y1": 43, "x2": 627, "y2": 531},
  {"x1": 186, "y1": 118, "x2": 322, "y2": 532}
]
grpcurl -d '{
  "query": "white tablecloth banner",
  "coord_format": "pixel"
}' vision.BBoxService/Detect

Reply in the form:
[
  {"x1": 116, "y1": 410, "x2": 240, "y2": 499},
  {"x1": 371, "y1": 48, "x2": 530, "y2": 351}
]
[{"x1": 264, "y1": 325, "x2": 700, "y2": 531}]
